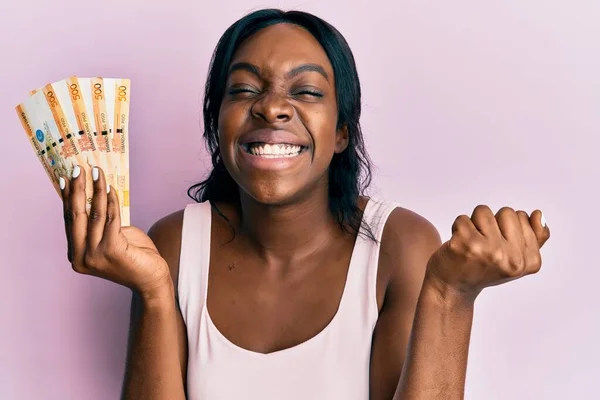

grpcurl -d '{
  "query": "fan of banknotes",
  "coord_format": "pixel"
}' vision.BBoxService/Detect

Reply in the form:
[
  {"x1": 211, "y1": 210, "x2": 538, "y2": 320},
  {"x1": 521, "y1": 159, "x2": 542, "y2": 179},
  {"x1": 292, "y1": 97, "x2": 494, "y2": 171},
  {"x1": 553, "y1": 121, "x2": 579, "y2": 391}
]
[{"x1": 15, "y1": 77, "x2": 131, "y2": 226}]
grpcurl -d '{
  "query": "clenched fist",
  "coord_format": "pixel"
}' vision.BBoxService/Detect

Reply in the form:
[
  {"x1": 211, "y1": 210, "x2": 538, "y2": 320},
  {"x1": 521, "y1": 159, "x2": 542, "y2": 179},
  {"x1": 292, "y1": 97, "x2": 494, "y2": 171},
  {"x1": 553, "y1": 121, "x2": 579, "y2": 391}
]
[{"x1": 426, "y1": 205, "x2": 550, "y2": 301}]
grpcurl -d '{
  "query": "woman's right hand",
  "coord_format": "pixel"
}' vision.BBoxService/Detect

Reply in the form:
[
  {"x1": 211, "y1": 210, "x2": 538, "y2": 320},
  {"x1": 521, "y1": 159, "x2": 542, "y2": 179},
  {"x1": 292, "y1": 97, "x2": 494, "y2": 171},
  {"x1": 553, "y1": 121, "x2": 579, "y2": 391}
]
[{"x1": 60, "y1": 165, "x2": 172, "y2": 300}]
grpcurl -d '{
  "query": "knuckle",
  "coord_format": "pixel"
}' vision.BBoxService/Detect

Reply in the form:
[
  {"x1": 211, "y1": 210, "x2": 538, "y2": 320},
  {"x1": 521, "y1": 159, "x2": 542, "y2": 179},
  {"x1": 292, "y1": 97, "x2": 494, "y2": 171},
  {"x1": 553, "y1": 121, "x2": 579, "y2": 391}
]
[
  {"x1": 451, "y1": 215, "x2": 470, "y2": 234},
  {"x1": 455, "y1": 214, "x2": 470, "y2": 223},
  {"x1": 71, "y1": 262, "x2": 86, "y2": 274},
  {"x1": 507, "y1": 253, "x2": 525, "y2": 273},
  {"x1": 63, "y1": 209, "x2": 76, "y2": 224},
  {"x1": 465, "y1": 240, "x2": 484, "y2": 257},
  {"x1": 83, "y1": 252, "x2": 101, "y2": 269},
  {"x1": 516, "y1": 210, "x2": 529, "y2": 219},
  {"x1": 105, "y1": 211, "x2": 116, "y2": 224},
  {"x1": 497, "y1": 206, "x2": 515, "y2": 215},
  {"x1": 529, "y1": 253, "x2": 542, "y2": 272},
  {"x1": 489, "y1": 248, "x2": 506, "y2": 265},
  {"x1": 473, "y1": 204, "x2": 492, "y2": 215},
  {"x1": 447, "y1": 237, "x2": 462, "y2": 254},
  {"x1": 88, "y1": 208, "x2": 103, "y2": 221}
]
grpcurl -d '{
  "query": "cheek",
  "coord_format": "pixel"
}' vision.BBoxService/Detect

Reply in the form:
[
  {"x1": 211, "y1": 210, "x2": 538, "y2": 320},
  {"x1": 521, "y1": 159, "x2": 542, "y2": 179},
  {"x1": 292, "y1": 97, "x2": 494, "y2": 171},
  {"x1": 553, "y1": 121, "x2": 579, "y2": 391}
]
[
  {"x1": 304, "y1": 110, "x2": 338, "y2": 161},
  {"x1": 218, "y1": 103, "x2": 248, "y2": 143}
]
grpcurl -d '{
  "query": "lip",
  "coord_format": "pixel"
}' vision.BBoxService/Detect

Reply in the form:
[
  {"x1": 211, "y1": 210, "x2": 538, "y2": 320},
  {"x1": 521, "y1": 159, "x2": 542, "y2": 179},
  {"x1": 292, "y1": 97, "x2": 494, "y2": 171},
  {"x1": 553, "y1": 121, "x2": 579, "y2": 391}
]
[{"x1": 239, "y1": 128, "x2": 310, "y2": 147}]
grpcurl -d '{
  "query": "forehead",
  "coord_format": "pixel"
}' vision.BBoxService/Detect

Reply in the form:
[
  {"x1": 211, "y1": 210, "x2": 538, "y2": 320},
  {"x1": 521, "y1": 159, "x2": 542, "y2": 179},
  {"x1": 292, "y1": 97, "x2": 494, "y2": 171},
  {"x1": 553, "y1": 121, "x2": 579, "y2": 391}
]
[{"x1": 230, "y1": 23, "x2": 333, "y2": 77}]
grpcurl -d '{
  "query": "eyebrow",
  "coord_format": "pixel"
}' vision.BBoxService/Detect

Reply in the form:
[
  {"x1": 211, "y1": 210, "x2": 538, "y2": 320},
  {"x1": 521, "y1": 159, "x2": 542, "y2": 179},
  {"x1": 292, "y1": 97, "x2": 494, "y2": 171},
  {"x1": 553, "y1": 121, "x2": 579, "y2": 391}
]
[{"x1": 228, "y1": 62, "x2": 329, "y2": 82}]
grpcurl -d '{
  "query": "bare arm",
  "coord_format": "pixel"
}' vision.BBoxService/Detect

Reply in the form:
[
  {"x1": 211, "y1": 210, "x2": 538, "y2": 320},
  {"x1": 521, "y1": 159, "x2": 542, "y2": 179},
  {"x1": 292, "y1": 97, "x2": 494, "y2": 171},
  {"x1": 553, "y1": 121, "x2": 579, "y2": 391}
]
[
  {"x1": 376, "y1": 215, "x2": 473, "y2": 399},
  {"x1": 393, "y1": 278, "x2": 474, "y2": 399},
  {"x1": 395, "y1": 206, "x2": 549, "y2": 399},
  {"x1": 121, "y1": 286, "x2": 187, "y2": 400},
  {"x1": 370, "y1": 208, "x2": 442, "y2": 400},
  {"x1": 58, "y1": 167, "x2": 188, "y2": 399},
  {"x1": 371, "y1": 206, "x2": 549, "y2": 400},
  {"x1": 121, "y1": 211, "x2": 188, "y2": 399}
]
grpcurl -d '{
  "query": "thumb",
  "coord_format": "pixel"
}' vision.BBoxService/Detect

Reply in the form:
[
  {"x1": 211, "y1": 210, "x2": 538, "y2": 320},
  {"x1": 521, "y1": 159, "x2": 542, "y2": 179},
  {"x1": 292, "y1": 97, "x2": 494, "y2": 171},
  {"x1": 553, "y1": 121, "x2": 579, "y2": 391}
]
[{"x1": 529, "y1": 210, "x2": 551, "y2": 249}]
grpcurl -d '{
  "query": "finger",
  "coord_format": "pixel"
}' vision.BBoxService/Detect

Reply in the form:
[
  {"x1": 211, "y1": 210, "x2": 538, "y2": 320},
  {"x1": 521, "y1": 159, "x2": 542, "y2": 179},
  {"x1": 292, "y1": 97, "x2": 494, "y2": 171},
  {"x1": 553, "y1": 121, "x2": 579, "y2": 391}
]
[
  {"x1": 60, "y1": 176, "x2": 73, "y2": 262},
  {"x1": 495, "y1": 207, "x2": 523, "y2": 244},
  {"x1": 516, "y1": 210, "x2": 543, "y2": 274},
  {"x1": 101, "y1": 182, "x2": 122, "y2": 246},
  {"x1": 452, "y1": 214, "x2": 480, "y2": 238},
  {"x1": 529, "y1": 209, "x2": 550, "y2": 249},
  {"x1": 87, "y1": 167, "x2": 108, "y2": 250},
  {"x1": 516, "y1": 211, "x2": 538, "y2": 249},
  {"x1": 471, "y1": 205, "x2": 503, "y2": 239},
  {"x1": 66, "y1": 165, "x2": 88, "y2": 268}
]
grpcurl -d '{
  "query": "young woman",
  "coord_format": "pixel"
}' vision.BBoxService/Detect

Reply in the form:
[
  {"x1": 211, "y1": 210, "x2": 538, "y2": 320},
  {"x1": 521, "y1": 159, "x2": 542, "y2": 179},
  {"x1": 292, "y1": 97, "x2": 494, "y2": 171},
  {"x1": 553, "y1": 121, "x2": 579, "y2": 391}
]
[{"x1": 59, "y1": 9, "x2": 550, "y2": 400}]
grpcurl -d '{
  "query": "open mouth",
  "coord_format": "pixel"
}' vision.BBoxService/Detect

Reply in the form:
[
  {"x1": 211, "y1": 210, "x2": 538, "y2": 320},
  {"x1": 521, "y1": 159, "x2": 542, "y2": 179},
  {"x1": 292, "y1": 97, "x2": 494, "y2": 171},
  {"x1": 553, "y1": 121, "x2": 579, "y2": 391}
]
[{"x1": 240, "y1": 142, "x2": 309, "y2": 158}]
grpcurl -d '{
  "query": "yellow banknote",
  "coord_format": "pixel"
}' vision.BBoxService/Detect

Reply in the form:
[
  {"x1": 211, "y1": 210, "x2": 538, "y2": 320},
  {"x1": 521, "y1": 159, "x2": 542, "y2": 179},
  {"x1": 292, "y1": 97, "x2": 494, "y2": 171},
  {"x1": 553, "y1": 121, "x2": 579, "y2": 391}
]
[
  {"x1": 40, "y1": 84, "x2": 94, "y2": 207},
  {"x1": 16, "y1": 92, "x2": 75, "y2": 193},
  {"x1": 108, "y1": 78, "x2": 131, "y2": 226},
  {"x1": 90, "y1": 77, "x2": 129, "y2": 224},
  {"x1": 18, "y1": 76, "x2": 131, "y2": 226}
]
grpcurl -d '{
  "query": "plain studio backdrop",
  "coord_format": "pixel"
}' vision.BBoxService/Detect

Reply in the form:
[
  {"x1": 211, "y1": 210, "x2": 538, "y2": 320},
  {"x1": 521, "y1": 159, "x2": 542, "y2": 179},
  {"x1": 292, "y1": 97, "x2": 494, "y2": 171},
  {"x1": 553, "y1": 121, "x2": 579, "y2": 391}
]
[{"x1": 0, "y1": 0, "x2": 598, "y2": 399}]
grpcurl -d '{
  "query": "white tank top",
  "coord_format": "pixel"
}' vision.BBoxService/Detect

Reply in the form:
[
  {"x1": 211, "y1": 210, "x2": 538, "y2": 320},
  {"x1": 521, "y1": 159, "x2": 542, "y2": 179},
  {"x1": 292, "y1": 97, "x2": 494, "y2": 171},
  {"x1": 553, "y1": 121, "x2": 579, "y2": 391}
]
[{"x1": 177, "y1": 198, "x2": 398, "y2": 399}]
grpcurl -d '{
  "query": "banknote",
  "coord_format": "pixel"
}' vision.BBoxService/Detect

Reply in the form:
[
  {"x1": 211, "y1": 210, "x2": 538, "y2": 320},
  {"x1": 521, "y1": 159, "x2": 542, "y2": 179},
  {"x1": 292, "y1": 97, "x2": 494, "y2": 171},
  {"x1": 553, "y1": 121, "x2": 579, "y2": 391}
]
[
  {"x1": 17, "y1": 92, "x2": 75, "y2": 192},
  {"x1": 110, "y1": 79, "x2": 131, "y2": 226},
  {"x1": 17, "y1": 76, "x2": 131, "y2": 225},
  {"x1": 15, "y1": 104, "x2": 62, "y2": 194},
  {"x1": 89, "y1": 78, "x2": 117, "y2": 186},
  {"x1": 76, "y1": 77, "x2": 113, "y2": 174},
  {"x1": 38, "y1": 84, "x2": 94, "y2": 207},
  {"x1": 89, "y1": 77, "x2": 129, "y2": 222}
]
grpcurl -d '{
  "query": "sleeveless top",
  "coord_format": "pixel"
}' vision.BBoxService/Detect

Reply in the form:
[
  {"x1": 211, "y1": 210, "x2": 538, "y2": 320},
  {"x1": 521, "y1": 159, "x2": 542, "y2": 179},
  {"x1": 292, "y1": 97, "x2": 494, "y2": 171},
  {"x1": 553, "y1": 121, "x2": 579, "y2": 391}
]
[{"x1": 177, "y1": 198, "x2": 398, "y2": 400}]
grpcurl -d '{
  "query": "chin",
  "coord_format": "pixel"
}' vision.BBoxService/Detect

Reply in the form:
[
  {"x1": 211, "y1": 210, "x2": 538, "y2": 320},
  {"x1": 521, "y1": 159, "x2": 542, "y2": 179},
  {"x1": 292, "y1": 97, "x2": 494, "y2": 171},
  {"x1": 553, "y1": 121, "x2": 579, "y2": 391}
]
[{"x1": 238, "y1": 178, "x2": 305, "y2": 206}]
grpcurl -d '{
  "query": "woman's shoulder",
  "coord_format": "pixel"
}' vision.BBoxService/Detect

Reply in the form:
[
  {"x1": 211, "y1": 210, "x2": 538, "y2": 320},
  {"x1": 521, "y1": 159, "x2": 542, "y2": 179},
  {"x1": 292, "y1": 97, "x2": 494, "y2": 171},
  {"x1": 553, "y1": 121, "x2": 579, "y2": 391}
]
[
  {"x1": 147, "y1": 208, "x2": 186, "y2": 289},
  {"x1": 146, "y1": 200, "x2": 235, "y2": 282},
  {"x1": 148, "y1": 199, "x2": 216, "y2": 239},
  {"x1": 148, "y1": 208, "x2": 186, "y2": 242},
  {"x1": 378, "y1": 199, "x2": 441, "y2": 256},
  {"x1": 376, "y1": 198, "x2": 442, "y2": 292}
]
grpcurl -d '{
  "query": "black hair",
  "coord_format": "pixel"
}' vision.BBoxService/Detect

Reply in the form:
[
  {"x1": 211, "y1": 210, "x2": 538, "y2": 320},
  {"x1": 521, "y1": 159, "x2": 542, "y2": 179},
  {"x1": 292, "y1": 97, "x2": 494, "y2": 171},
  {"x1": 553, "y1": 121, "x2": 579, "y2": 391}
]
[{"x1": 188, "y1": 8, "x2": 375, "y2": 241}]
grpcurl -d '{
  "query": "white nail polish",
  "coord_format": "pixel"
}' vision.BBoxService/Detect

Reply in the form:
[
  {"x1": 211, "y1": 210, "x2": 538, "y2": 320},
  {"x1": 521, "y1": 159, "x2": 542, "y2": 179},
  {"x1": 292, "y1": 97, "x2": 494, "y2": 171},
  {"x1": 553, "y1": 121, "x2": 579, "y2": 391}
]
[
  {"x1": 92, "y1": 167, "x2": 99, "y2": 181},
  {"x1": 72, "y1": 165, "x2": 80, "y2": 179},
  {"x1": 107, "y1": 185, "x2": 111, "y2": 194},
  {"x1": 540, "y1": 212, "x2": 546, "y2": 228},
  {"x1": 59, "y1": 177, "x2": 66, "y2": 190}
]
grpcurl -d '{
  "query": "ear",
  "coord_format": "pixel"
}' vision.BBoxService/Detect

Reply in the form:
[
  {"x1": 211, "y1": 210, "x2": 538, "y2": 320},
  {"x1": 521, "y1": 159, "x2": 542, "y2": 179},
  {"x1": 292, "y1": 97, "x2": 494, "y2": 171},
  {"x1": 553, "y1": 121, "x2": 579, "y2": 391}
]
[{"x1": 334, "y1": 124, "x2": 349, "y2": 154}]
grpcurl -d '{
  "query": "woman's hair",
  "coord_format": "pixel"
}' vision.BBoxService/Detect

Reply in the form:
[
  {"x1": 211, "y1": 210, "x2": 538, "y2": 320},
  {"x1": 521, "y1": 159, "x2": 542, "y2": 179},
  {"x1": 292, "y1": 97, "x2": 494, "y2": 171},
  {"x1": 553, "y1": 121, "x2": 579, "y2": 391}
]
[{"x1": 188, "y1": 8, "x2": 375, "y2": 240}]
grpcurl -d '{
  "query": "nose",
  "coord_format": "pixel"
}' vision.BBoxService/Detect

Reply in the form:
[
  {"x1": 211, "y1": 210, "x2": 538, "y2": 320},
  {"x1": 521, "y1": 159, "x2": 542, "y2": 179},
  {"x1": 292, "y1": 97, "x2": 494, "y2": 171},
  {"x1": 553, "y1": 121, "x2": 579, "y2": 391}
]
[{"x1": 250, "y1": 92, "x2": 293, "y2": 124}]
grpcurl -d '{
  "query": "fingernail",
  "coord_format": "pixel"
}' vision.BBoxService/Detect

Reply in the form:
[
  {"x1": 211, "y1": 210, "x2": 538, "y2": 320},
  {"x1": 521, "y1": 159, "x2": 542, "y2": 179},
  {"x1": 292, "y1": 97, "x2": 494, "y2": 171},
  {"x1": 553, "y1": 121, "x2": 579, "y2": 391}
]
[
  {"x1": 59, "y1": 177, "x2": 66, "y2": 190},
  {"x1": 92, "y1": 167, "x2": 99, "y2": 182},
  {"x1": 72, "y1": 165, "x2": 80, "y2": 179},
  {"x1": 540, "y1": 212, "x2": 546, "y2": 228},
  {"x1": 107, "y1": 185, "x2": 111, "y2": 194}
]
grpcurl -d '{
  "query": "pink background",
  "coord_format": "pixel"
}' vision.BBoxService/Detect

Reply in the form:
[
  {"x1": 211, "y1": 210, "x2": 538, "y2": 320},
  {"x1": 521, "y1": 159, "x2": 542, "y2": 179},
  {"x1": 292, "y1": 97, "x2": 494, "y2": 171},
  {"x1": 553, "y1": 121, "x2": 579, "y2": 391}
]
[{"x1": 1, "y1": 0, "x2": 598, "y2": 398}]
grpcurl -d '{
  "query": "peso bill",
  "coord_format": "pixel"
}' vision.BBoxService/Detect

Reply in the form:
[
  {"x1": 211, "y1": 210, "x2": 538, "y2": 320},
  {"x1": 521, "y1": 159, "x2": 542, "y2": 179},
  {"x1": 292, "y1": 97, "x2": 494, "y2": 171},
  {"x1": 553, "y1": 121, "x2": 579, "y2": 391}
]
[
  {"x1": 39, "y1": 83, "x2": 94, "y2": 207},
  {"x1": 17, "y1": 92, "x2": 75, "y2": 193},
  {"x1": 89, "y1": 77, "x2": 127, "y2": 222},
  {"x1": 19, "y1": 77, "x2": 131, "y2": 225}
]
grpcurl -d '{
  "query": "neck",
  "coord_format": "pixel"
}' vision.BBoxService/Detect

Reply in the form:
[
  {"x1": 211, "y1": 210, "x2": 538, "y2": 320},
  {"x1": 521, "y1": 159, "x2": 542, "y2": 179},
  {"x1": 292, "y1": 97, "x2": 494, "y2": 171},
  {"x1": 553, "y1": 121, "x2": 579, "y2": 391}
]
[{"x1": 236, "y1": 185, "x2": 342, "y2": 264}]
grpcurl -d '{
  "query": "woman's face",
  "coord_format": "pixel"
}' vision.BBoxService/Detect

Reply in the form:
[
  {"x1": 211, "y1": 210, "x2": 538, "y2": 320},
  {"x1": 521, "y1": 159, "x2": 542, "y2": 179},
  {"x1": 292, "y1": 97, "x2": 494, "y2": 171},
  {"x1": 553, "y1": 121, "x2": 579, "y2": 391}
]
[{"x1": 218, "y1": 23, "x2": 348, "y2": 205}]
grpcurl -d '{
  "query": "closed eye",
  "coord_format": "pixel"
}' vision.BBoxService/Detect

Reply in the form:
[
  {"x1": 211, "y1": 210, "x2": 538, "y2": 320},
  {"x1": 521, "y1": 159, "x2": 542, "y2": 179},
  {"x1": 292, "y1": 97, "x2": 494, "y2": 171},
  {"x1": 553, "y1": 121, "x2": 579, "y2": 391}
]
[
  {"x1": 227, "y1": 86, "x2": 259, "y2": 96},
  {"x1": 292, "y1": 89, "x2": 324, "y2": 98}
]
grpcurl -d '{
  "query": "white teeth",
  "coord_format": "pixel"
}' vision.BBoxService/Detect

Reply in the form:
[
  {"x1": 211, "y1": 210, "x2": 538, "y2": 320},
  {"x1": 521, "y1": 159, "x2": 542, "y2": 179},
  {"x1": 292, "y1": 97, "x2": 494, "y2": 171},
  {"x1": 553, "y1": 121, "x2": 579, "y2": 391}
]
[{"x1": 246, "y1": 143, "x2": 302, "y2": 157}]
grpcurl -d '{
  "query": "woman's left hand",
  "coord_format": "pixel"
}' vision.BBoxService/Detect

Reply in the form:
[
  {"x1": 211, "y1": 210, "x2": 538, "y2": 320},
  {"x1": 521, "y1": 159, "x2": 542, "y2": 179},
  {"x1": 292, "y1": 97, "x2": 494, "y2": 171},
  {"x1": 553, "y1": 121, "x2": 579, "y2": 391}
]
[{"x1": 424, "y1": 205, "x2": 551, "y2": 302}]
